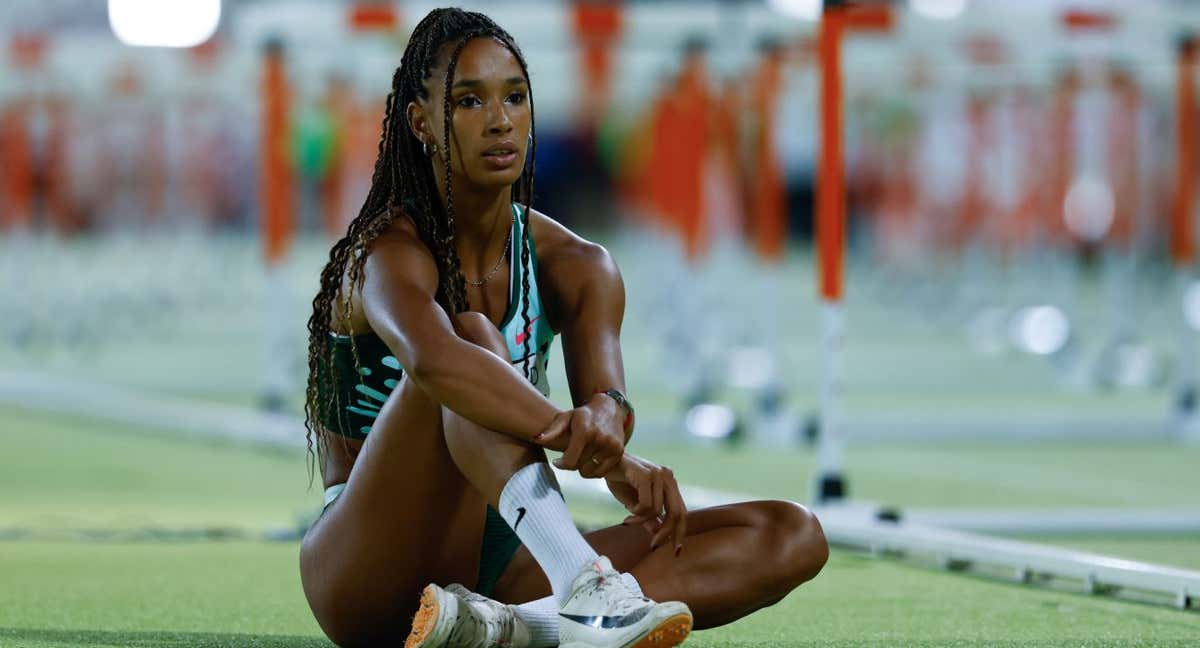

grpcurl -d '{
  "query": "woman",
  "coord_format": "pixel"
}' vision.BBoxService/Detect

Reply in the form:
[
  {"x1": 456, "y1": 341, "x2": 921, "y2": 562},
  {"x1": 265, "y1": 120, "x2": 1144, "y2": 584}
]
[{"x1": 298, "y1": 8, "x2": 828, "y2": 648}]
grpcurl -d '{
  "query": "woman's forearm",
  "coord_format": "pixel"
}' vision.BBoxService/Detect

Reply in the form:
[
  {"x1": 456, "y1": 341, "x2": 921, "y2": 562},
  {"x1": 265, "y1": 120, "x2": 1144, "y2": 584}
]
[{"x1": 409, "y1": 337, "x2": 569, "y2": 450}]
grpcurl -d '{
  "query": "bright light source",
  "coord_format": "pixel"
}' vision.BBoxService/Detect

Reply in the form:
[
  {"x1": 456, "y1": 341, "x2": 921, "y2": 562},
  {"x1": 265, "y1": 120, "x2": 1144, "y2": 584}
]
[
  {"x1": 685, "y1": 404, "x2": 737, "y2": 440},
  {"x1": 1010, "y1": 305, "x2": 1070, "y2": 356},
  {"x1": 766, "y1": 0, "x2": 822, "y2": 21},
  {"x1": 1063, "y1": 175, "x2": 1114, "y2": 242},
  {"x1": 109, "y1": 0, "x2": 221, "y2": 48},
  {"x1": 1184, "y1": 282, "x2": 1200, "y2": 331},
  {"x1": 910, "y1": 0, "x2": 967, "y2": 20}
]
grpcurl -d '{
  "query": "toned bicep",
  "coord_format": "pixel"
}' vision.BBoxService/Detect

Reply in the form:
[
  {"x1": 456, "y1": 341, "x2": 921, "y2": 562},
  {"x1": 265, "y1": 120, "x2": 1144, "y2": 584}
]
[
  {"x1": 556, "y1": 245, "x2": 627, "y2": 406},
  {"x1": 358, "y1": 234, "x2": 457, "y2": 376}
]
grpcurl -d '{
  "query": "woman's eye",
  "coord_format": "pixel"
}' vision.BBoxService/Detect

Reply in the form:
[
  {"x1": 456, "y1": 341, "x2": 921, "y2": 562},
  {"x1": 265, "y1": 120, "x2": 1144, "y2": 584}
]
[
  {"x1": 506, "y1": 92, "x2": 526, "y2": 104},
  {"x1": 457, "y1": 96, "x2": 481, "y2": 107}
]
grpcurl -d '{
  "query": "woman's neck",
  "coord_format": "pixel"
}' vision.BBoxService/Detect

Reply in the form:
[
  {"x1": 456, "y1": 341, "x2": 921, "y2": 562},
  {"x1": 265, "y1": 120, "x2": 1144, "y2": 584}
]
[{"x1": 436, "y1": 179, "x2": 514, "y2": 272}]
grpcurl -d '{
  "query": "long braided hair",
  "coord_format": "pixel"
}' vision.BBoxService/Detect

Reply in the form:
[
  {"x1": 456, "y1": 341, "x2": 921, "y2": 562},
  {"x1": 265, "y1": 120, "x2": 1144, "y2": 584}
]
[{"x1": 303, "y1": 8, "x2": 539, "y2": 481}]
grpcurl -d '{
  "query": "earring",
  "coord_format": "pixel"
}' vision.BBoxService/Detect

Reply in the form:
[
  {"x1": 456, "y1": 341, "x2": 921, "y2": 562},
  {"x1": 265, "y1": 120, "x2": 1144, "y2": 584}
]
[
  {"x1": 527, "y1": 133, "x2": 533, "y2": 149},
  {"x1": 423, "y1": 140, "x2": 438, "y2": 157}
]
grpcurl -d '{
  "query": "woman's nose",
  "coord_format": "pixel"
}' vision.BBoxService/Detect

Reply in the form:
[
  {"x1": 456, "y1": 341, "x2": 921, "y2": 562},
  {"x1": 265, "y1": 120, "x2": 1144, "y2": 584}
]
[{"x1": 487, "y1": 104, "x2": 513, "y2": 133}]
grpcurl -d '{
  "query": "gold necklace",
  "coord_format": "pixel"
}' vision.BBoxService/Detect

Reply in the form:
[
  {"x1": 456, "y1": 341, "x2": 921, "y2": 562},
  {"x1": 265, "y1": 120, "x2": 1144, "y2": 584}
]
[{"x1": 464, "y1": 226, "x2": 512, "y2": 287}]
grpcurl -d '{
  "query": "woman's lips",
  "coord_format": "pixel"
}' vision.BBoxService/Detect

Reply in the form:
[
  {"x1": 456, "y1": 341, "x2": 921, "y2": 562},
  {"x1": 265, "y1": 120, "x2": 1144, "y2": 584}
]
[{"x1": 482, "y1": 150, "x2": 518, "y2": 169}]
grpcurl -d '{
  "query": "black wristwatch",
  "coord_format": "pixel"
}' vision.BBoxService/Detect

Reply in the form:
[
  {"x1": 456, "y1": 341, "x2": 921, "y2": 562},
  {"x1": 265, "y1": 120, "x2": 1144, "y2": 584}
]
[{"x1": 600, "y1": 388, "x2": 635, "y2": 441}]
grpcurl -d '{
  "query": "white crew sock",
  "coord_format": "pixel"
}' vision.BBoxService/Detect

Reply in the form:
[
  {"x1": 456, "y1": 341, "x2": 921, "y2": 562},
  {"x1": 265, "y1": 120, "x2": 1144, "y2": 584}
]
[
  {"x1": 497, "y1": 462, "x2": 600, "y2": 605},
  {"x1": 512, "y1": 597, "x2": 557, "y2": 648},
  {"x1": 513, "y1": 572, "x2": 643, "y2": 648}
]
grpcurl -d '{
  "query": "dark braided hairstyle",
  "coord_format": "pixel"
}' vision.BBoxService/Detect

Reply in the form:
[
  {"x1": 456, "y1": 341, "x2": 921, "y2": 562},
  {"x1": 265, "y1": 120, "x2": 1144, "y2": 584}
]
[{"x1": 303, "y1": 8, "x2": 539, "y2": 482}]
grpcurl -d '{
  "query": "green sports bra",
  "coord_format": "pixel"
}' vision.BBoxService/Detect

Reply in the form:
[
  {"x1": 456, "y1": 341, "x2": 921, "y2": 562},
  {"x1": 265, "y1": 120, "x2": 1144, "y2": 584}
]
[{"x1": 315, "y1": 203, "x2": 556, "y2": 440}]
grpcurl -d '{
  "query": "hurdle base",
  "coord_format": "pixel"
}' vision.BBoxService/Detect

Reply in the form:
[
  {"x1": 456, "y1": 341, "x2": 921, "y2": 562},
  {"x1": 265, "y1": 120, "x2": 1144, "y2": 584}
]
[{"x1": 815, "y1": 472, "x2": 848, "y2": 504}]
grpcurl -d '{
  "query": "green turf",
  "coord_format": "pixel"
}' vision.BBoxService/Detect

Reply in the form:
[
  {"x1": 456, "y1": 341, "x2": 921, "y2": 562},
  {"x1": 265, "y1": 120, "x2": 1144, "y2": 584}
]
[
  {"x1": 0, "y1": 407, "x2": 316, "y2": 532},
  {"x1": 1, "y1": 541, "x2": 1197, "y2": 648},
  {"x1": 3, "y1": 406, "x2": 1200, "y2": 646}
]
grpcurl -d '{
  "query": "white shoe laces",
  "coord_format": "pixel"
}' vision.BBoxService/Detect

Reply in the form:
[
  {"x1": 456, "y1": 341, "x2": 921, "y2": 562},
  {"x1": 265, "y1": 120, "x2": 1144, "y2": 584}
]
[{"x1": 576, "y1": 560, "x2": 649, "y2": 616}]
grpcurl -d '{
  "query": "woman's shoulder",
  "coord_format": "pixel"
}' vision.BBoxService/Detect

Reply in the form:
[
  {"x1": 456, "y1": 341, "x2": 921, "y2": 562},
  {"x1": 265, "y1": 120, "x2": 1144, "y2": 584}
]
[
  {"x1": 524, "y1": 205, "x2": 622, "y2": 317},
  {"x1": 524, "y1": 206, "x2": 614, "y2": 272}
]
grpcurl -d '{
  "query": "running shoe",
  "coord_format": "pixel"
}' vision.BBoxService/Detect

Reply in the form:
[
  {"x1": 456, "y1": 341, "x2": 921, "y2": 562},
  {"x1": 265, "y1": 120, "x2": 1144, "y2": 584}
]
[
  {"x1": 405, "y1": 582, "x2": 531, "y2": 648},
  {"x1": 559, "y1": 556, "x2": 692, "y2": 648}
]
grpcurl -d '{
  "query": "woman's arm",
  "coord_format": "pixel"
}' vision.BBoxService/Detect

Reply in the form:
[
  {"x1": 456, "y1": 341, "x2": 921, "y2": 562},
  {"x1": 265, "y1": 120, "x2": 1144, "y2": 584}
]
[
  {"x1": 357, "y1": 227, "x2": 568, "y2": 447},
  {"x1": 542, "y1": 239, "x2": 632, "y2": 476}
]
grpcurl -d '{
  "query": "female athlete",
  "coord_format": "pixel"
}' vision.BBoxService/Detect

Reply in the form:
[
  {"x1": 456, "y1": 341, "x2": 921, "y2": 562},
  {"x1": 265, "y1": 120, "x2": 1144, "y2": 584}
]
[{"x1": 298, "y1": 8, "x2": 828, "y2": 648}]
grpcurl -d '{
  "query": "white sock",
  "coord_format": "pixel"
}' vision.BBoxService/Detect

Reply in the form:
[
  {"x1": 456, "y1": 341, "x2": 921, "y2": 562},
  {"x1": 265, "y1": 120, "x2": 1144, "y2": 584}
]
[
  {"x1": 498, "y1": 462, "x2": 600, "y2": 605},
  {"x1": 512, "y1": 596, "x2": 557, "y2": 648},
  {"x1": 513, "y1": 572, "x2": 640, "y2": 647}
]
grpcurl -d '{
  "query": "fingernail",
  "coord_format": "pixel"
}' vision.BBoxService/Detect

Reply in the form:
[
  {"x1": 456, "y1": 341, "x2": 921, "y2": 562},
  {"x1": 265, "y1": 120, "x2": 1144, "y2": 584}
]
[
  {"x1": 533, "y1": 432, "x2": 544, "y2": 441},
  {"x1": 675, "y1": 545, "x2": 682, "y2": 557}
]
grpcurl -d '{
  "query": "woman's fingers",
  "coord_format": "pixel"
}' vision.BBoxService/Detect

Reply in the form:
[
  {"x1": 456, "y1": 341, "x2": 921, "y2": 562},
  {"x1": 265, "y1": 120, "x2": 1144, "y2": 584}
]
[
  {"x1": 649, "y1": 478, "x2": 666, "y2": 547},
  {"x1": 592, "y1": 454, "x2": 622, "y2": 479},
  {"x1": 579, "y1": 433, "x2": 621, "y2": 476},
  {"x1": 635, "y1": 476, "x2": 653, "y2": 516},
  {"x1": 532, "y1": 412, "x2": 571, "y2": 447},
  {"x1": 554, "y1": 428, "x2": 590, "y2": 470},
  {"x1": 665, "y1": 473, "x2": 688, "y2": 554},
  {"x1": 647, "y1": 470, "x2": 687, "y2": 553}
]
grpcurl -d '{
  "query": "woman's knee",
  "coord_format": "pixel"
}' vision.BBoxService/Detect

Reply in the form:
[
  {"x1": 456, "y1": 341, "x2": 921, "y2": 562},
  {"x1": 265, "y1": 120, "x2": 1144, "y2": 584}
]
[
  {"x1": 749, "y1": 500, "x2": 829, "y2": 589},
  {"x1": 452, "y1": 311, "x2": 507, "y2": 358}
]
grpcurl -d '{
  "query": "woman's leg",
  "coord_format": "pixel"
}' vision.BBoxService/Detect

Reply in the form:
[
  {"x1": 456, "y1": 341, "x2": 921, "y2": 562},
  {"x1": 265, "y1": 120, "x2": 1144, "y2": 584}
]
[
  {"x1": 490, "y1": 500, "x2": 829, "y2": 630},
  {"x1": 439, "y1": 313, "x2": 602, "y2": 606},
  {"x1": 299, "y1": 369, "x2": 486, "y2": 647},
  {"x1": 299, "y1": 311, "x2": 537, "y2": 647}
]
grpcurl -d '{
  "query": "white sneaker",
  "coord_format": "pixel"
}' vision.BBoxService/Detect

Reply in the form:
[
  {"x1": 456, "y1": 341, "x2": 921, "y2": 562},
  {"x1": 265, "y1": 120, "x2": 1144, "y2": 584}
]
[
  {"x1": 405, "y1": 582, "x2": 532, "y2": 648},
  {"x1": 558, "y1": 556, "x2": 692, "y2": 648}
]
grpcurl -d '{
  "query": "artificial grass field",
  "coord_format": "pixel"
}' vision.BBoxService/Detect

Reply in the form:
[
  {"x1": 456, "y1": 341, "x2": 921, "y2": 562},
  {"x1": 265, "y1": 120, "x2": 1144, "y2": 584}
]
[{"x1": 3, "y1": 405, "x2": 1199, "y2": 647}]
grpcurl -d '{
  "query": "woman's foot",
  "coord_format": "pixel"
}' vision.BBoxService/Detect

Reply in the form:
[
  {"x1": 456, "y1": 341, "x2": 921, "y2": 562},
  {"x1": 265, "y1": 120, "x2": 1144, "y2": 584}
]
[
  {"x1": 558, "y1": 556, "x2": 692, "y2": 648},
  {"x1": 405, "y1": 582, "x2": 531, "y2": 648}
]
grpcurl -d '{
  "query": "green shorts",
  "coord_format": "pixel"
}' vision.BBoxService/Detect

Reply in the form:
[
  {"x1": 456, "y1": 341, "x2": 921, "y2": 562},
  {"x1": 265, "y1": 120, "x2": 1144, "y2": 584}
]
[{"x1": 322, "y1": 484, "x2": 522, "y2": 598}]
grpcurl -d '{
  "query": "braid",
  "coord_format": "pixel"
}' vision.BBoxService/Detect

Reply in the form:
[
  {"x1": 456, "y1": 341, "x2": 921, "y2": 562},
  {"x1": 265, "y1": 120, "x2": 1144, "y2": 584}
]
[
  {"x1": 511, "y1": 39, "x2": 538, "y2": 381},
  {"x1": 302, "y1": 8, "x2": 540, "y2": 484}
]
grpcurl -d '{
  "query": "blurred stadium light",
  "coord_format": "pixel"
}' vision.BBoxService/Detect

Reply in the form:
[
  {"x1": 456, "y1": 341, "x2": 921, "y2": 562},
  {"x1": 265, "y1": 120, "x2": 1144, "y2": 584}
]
[{"x1": 108, "y1": 0, "x2": 222, "y2": 48}]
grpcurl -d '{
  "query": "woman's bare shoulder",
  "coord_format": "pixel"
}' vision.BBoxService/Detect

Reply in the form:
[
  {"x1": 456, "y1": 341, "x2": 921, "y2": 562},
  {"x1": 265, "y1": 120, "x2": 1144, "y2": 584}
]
[{"x1": 525, "y1": 206, "x2": 613, "y2": 271}]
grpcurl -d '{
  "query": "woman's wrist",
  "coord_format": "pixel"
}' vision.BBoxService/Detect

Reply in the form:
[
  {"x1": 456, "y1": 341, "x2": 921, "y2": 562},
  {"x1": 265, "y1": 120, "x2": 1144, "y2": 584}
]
[{"x1": 594, "y1": 389, "x2": 635, "y2": 442}]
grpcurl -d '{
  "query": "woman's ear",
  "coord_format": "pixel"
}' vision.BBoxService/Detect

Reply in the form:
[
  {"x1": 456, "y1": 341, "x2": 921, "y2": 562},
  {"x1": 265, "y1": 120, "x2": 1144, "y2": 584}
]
[{"x1": 407, "y1": 100, "x2": 429, "y2": 146}]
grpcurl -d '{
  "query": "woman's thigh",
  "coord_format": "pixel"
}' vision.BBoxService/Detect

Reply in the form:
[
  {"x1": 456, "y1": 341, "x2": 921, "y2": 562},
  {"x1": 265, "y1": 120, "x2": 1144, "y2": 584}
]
[
  {"x1": 488, "y1": 503, "x2": 761, "y2": 604},
  {"x1": 299, "y1": 375, "x2": 488, "y2": 645}
]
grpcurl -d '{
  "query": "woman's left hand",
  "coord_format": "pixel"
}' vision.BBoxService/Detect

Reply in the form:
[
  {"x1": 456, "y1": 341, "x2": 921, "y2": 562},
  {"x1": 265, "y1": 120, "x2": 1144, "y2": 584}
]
[
  {"x1": 605, "y1": 454, "x2": 688, "y2": 554},
  {"x1": 549, "y1": 392, "x2": 627, "y2": 478}
]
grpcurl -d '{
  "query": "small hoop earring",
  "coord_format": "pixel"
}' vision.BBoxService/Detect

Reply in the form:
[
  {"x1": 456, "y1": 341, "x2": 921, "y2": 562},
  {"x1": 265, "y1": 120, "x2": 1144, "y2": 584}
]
[{"x1": 423, "y1": 140, "x2": 438, "y2": 157}]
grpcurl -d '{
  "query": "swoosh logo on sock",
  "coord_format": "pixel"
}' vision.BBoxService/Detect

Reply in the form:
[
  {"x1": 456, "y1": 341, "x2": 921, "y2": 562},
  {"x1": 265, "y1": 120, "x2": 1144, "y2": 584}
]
[
  {"x1": 559, "y1": 607, "x2": 651, "y2": 629},
  {"x1": 513, "y1": 507, "x2": 527, "y2": 532}
]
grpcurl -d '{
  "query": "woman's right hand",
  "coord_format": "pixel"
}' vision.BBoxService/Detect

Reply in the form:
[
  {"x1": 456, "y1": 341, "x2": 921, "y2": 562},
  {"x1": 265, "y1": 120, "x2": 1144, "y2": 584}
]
[{"x1": 533, "y1": 404, "x2": 625, "y2": 478}]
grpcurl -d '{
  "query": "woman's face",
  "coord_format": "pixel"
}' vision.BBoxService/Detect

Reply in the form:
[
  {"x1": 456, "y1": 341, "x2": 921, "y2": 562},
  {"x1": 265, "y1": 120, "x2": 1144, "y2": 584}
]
[{"x1": 412, "y1": 37, "x2": 532, "y2": 189}]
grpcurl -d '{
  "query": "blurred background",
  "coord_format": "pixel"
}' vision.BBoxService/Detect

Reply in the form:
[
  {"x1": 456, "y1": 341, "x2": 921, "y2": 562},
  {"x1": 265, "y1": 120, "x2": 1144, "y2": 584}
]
[{"x1": 2, "y1": 1, "x2": 1200, "y2": 646}]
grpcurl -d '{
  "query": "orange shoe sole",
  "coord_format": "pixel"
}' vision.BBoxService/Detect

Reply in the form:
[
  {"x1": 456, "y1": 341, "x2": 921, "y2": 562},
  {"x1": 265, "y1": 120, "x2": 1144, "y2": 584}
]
[
  {"x1": 405, "y1": 585, "x2": 442, "y2": 648},
  {"x1": 630, "y1": 613, "x2": 693, "y2": 648}
]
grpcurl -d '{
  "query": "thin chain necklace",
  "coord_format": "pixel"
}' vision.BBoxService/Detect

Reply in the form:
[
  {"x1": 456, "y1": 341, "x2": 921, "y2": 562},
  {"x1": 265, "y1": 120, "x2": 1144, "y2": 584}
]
[{"x1": 464, "y1": 224, "x2": 512, "y2": 287}]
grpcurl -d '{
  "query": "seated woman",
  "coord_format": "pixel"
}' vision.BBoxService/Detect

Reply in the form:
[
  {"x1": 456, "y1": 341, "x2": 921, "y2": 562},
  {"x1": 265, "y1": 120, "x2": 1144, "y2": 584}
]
[{"x1": 298, "y1": 8, "x2": 828, "y2": 648}]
